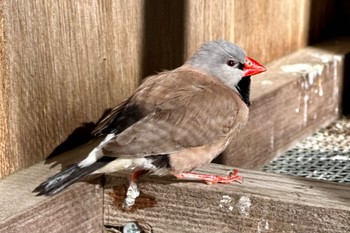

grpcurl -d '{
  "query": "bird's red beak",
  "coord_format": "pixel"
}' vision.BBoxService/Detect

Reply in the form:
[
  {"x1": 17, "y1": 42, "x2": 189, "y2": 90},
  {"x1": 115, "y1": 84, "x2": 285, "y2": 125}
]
[{"x1": 242, "y1": 56, "x2": 266, "y2": 77}]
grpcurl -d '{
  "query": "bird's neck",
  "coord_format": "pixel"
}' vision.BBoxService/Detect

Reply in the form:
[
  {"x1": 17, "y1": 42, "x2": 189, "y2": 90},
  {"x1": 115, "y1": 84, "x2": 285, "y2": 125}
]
[{"x1": 235, "y1": 76, "x2": 251, "y2": 106}]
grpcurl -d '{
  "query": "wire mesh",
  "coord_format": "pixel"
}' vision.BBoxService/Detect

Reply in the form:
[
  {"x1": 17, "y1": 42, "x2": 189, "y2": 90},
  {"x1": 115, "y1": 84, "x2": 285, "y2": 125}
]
[{"x1": 262, "y1": 117, "x2": 350, "y2": 183}]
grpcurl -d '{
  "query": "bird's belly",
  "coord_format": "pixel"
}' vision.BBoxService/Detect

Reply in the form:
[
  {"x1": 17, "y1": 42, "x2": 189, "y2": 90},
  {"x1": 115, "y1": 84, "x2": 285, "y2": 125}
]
[{"x1": 168, "y1": 137, "x2": 230, "y2": 174}]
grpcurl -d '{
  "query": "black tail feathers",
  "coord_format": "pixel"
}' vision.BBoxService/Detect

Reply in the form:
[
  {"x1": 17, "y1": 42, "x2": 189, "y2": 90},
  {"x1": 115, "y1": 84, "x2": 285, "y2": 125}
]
[{"x1": 33, "y1": 157, "x2": 114, "y2": 196}]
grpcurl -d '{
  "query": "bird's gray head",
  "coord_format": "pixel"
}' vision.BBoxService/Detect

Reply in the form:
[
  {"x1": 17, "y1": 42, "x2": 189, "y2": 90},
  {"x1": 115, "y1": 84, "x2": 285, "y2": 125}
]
[{"x1": 187, "y1": 40, "x2": 247, "y2": 91}]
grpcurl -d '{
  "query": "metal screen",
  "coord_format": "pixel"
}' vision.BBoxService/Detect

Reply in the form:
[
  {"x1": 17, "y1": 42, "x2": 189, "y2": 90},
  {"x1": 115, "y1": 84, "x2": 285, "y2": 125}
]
[{"x1": 263, "y1": 118, "x2": 350, "y2": 183}]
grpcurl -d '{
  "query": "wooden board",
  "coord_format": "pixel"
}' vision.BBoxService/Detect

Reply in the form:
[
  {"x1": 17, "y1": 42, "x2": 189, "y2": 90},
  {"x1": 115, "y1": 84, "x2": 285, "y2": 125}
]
[
  {"x1": 0, "y1": 0, "x2": 9, "y2": 179},
  {"x1": 1, "y1": 147, "x2": 349, "y2": 233},
  {"x1": 219, "y1": 38, "x2": 350, "y2": 169},
  {"x1": 104, "y1": 163, "x2": 350, "y2": 233},
  {"x1": 0, "y1": 0, "x2": 336, "y2": 178},
  {"x1": 0, "y1": 142, "x2": 104, "y2": 233},
  {"x1": 184, "y1": 0, "x2": 315, "y2": 63},
  {"x1": 0, "y1": 0, "x2": 143, "y2": 178}
]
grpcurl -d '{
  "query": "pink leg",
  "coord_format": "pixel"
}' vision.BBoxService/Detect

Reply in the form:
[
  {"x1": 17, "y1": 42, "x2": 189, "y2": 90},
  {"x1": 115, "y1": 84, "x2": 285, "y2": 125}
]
[
  {"x1": 175, "y1": 169, "x2": 243, "y2": 184},
  {"x1": 130, "y1": 169, "x2": 148, "y2": 182}
]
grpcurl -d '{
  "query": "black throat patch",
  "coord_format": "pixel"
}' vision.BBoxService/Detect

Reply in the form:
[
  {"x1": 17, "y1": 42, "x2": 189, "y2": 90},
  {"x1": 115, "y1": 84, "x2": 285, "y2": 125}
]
[{"x1": 236, "y1": 76, "x2": 251, "y2": 106}]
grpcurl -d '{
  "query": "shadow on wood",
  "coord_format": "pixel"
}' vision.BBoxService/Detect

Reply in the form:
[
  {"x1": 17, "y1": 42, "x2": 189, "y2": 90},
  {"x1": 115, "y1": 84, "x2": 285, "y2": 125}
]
[{"x1": 141, "y1": 0, "x2": 186, "y2": 78}]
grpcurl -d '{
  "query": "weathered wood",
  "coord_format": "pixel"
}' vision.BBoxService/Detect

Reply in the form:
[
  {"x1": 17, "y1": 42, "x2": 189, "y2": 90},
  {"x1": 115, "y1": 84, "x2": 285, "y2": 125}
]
[
  {"x1": 0, "y1": 0, "x2": 143, "y2": 178},
  {"x1": 233, "y1": 0, "x2": 310, "y2": 63},
  {"x1": 0, "y1": 142, "x2": 104, "y2": 233},
  {"x1": 184, "y1": 0, "x2": 314, "y2": 63},
  {"x1": 104, "y1": 163, "x2": 350, "y2": 233},
  {"x1": 219, "y1": 38, "x2": 350, "y2": 169},
  {"x1": 0, "y1": 0, "x2": 337, "y2": 178},
  {"x1": 1, "y1": 146, "x2": 349, "y2": 233},
  {"x1": 0, "y1": 0, "x2": 9, "y2": 178}
]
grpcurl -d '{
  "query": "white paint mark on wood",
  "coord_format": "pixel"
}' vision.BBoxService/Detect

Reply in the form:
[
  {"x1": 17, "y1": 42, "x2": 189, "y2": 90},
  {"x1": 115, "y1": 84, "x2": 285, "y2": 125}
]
[
  {"x1": 265, "y1": 220, "x2": 269, "y2": 230},
  {"x1": 257, "y1": 219, "x2": 269, "y2": 233},
  {"x1": 219, "y1": 195, "x2": 234, "y2": 211},
  {"x1": 331, "y1": 57, "x2": 342, "y2": 114},
  {"x1": 281, "y1": 62, "x2": 329, "y2": 125},
  {"x1": 281, "y1": 63, "x2": 322, "y2": 87},
  {"x1": 295, "y1": 92, "x2": 301, "y2": 113},
  {"x1": 270, "y1": 131, "x2": 275, "y2": 150},
  {"x1": 303, "y1": 94, "x2": 309, "y2": 126},
  {"x1": 281, "y1": 63, "x2": 312, "y2": 73},
  {"x1": 261, "y1": 80, "x2": 273, "y2": 85},
  {"x1": 318, "y1": 78, "x2": 324, "y2": 97},
  {"x1": 311, "y1": 53, "x2": 343, "y2": 113},
  {"x1": 238, "y1": 196, "x2": 251, "y2": 217}
]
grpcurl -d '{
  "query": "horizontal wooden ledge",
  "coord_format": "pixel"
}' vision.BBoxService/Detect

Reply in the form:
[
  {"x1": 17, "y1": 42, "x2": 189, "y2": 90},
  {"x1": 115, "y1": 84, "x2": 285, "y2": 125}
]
[
  {"x1": 0, "y1": 142, "x2": 104, "y2": 233},
  {"x1": 1, "y1": 155, "x2": 349, "y2": 233},
  {"x1": 103, "y1": 164, "x2": 350, "y2": 233}
]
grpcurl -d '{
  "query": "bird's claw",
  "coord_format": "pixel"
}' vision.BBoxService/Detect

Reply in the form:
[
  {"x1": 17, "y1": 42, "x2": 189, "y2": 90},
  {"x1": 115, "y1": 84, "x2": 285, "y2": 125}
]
[{"x1": 175, "y1": 169, "x2": 243, "y2": 184}]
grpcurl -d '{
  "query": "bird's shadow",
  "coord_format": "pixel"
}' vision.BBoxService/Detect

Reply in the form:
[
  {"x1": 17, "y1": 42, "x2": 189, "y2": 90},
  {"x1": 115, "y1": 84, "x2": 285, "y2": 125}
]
[{"x1": 44, "y1": 108, "x2": 113, "y2": 168}]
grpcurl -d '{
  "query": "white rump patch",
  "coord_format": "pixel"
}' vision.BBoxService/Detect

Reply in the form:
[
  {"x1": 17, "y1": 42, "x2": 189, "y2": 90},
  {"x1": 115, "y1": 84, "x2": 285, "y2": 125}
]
[{"x1": 78, "y1": 133, "x2": 115, "y2": 168}]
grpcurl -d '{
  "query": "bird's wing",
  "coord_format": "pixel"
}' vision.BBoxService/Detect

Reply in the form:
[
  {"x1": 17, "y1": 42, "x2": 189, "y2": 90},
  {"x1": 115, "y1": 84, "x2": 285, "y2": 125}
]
[
  {"x1": 101, "y1": 68, "x2": 249, "y2": 157},
  {"x1": 91, "y1": 98, "x2": 130, "y2": 136}
]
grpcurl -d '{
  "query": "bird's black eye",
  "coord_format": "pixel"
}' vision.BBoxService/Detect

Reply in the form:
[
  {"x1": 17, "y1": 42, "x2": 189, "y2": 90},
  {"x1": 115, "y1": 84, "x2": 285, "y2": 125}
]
[{"x1": 227, "y1": 60, "x2": 236, "y2": 67}]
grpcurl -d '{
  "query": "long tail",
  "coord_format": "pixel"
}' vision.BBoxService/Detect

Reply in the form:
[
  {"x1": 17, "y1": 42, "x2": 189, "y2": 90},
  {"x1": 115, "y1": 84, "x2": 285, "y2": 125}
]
[{"x1": 33, "y1": 157, "x2": 114, "y2": 196}]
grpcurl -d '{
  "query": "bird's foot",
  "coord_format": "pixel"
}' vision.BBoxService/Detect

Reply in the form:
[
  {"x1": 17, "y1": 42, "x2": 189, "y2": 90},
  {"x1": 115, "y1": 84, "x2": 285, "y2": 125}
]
[{"x1": 175, "y1": 169, "x2": 243, "y2": 184}]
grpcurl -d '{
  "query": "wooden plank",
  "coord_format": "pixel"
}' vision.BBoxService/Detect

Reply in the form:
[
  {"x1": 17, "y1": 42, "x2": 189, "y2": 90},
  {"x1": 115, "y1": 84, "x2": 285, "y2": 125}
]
[
  {"x1": 2, "y1": 147, "x2": 349, "y2": 232},
  {"x1": 104, "y1": 163, "x2": 350, "y2": 233},
  {"x1": 184, "y1": 0, "x2": 314, "y2": 64},
  {"x1": 0, "y1": 183, "x2": 103, "y2": 233},
  {"x1": 0, "y1": 141, "x2": 104, "y2": 233},
  {"x1": 233, "y1": 0, "x2": 311, "y2": 64},
  {"x1": 141, "y1": 0, "x2": 186, "y2": 78},
  {"x1": 219, "y1": 38, "x2": 350, "y2": 169},
  {"x1": 0, "y1": 0, "x2": 143, "y2": 178},
  {"x1": 0, "y1": 0, "x2": 10, "y2": 178}
]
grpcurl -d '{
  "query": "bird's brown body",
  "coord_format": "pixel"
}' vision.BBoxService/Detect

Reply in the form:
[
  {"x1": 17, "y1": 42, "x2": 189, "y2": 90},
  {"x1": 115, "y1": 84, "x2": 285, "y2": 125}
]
[
  {"x1": 33, "y1": 40, "x2": 265, "y2": 199},
  {"x1": 93, "y1": 65, "x2": 249, "y2": 174}
]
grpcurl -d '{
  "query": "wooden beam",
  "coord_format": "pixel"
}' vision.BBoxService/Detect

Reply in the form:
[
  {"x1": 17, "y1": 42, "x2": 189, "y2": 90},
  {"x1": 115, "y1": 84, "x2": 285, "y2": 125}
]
[
  {"x1": 0, "y1": 0, "x2": 10, "y2": 179},
  {"x1": 1, "y1": 150, "x2": 349, "y2": 233},
  {"x1": 104, "y1": 164, "x2": 350, "y2": 233},
  {"x1": 0, "y1": 0, "x2": 144, "y2": 178},
  {"x1": 219, "y1": 38, "x2": 350, "y2": 169},
  {"x1": 0, "y1": 142, "x2": 104, "y2": 233}
]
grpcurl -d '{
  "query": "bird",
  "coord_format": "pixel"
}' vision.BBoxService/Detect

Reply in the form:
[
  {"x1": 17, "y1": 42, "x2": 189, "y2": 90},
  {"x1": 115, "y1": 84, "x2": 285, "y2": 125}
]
[{"x1": 33, "y1": 40, "x2": 266, "y2": 207}]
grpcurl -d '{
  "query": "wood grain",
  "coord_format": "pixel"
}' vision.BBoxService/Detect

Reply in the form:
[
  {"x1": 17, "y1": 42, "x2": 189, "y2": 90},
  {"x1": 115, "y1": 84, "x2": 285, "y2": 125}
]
[
  {"x1": 141, "y1": 0, "x2": 186, "y2": 78},
  {"x1": 233, "y1": 0, "x2": 310, "y2": 63},
  {"x1": 184, "y1": 0, "x2": 235, "y2": 57},
  {"x1": 0, "y1": 141, "x2": 103, "y2": 233},
  {"x1": 219, "y1": 38, "x2": 350, "y2": 169},
  {"x1": 0, "y1": 0, "x2": 10, "y2": 177},
  {"x1": 1, "y1": 146, "x2": 349, "y2": 232},
  {"x1": 183, "y1": 0, "x2": 318, "y2": 64},
  {"x1": 104, "y1": 163, "x2": 350, "y2": 233},
  {"x1": 1, "y1": 0, "x2": 143, "y2": 178}
]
